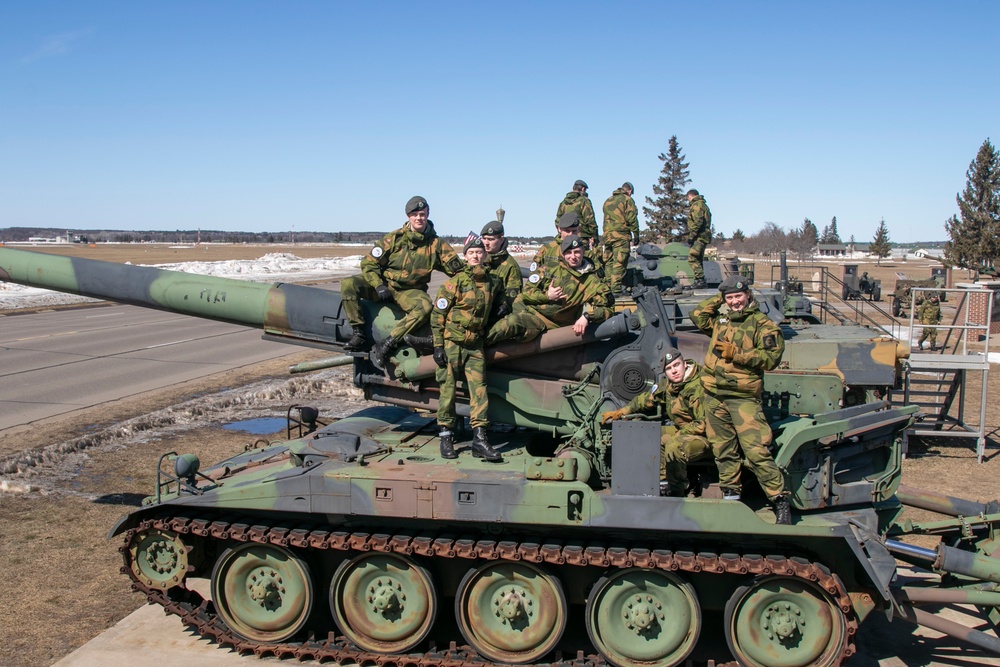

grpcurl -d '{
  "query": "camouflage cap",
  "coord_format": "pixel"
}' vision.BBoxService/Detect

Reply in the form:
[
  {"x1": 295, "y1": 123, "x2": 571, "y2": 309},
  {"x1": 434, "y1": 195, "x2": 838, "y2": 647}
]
[
  {"x1": 573, "y1": 179, "x2": 588, "y2": 190},
  {"x1": 560, "y1": 235, "x2": 584, "y2": 254},
  {"x1": 662, "y1": 347, "x2": 683, "y2": 366},
  {"x1": 480, "y1": 221, "x2": 504, "y2": 237},
  {"x1": 464, "y1": 236, "x2": 485, "y2": 255},
  {"x1": 405, "y1": 196, "x2": 429, "y2": 215},
  {"x1": 557, "y1": 211, "x2": 581, "y2": 230},
  {"x1": 719, "y1": 275, "x2": 751, "y2": 295}
]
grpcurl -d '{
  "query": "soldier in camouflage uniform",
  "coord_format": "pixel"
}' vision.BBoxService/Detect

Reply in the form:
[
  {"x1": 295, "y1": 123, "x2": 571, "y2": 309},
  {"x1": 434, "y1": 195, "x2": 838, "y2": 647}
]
[
  {"x1": 431, "y1": 237, "x2": 503, "y2": 462},
  {"x1": 488, "y1": 235, "x2": 614, "y2": 345},
  {"x1": 917, "y1": 294, "x2": 941, "y2": 350},
  {"x1": 480, "y1": 220, "x2": 523, "y2": 317},
  {"x1": 341, "y1": 196, "x2": 462, "y2": 368},
  {"x1": 532, "y1": 212, "x2": 604, "y2": 280},
  {"x1": 602, "y1": 182, "x2": 640, "y2": 294},
  {"x1": 690, "y1": 275, "x2": 791, "y2": 525},
  {"x1": 686, "y1": 189, "x2": 713, "y2": 289},
  {"x1": 555, "y1": 179, "x2": 598, "y2": 248},
  {"x1": 601, "y1": 347, "x2": 712, "y2": 497}
]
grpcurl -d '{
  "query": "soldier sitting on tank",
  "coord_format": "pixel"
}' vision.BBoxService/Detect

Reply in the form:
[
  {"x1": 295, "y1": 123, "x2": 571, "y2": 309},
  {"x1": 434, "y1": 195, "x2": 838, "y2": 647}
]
[
  {"x1": 530, "y1": 211, "x2": 603, "y2": 276},
  {"x1": 600, "y1": 347, "x2": 712, "y2": 497},
  {"x1": 487, "y1": 235, "x2": 614, "y2": 346},
  {"x1": 555, "y1": 179, "x2": 598, "y2": 249},
  {"x1": 431, "y1": 237, "x2": 504, "y2": 463},
  {"x1": 690, "y1": 275, "x2": 792, "y2": 525},
  {"x1": 479, "y1": 220, "x2": 523, "y2": 321},
  {"x1": 341, "y1": 196, "x2": 462, "y2": 367},
  {"x1": 916, "y1": 294, "x2": 942, "y2": 350},
  {"x1": 602, "y1": 181, "x2": 640, "y2": 296}
]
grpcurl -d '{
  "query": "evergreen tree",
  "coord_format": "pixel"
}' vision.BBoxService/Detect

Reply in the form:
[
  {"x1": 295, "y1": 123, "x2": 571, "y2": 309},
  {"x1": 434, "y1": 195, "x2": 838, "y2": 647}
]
[
  {"x1": 820, "y1": 216, "x2": 841, "y2": 244},
  {"x1": 642, "y1": 135, "x2": 690, "y2": 241},
  {"x1": 945, "y1": 138, "x2": 1000, "y2": 272},
  {"x1": 731, "y1": 229, "x2": 746, "y2": 242},
  {"x1": 870, "y1": 218, "x2": 892, "y2": 265}
]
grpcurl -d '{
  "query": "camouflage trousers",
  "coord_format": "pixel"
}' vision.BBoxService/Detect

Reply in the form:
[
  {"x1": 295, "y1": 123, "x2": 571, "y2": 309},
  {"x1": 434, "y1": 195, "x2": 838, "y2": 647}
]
[
  {"x1": 603, "y1": 237, "x2": 630, "y2": 292},
  {"x1": 485, "y1": 307, "x2": 549, "y2": 346},
  {"x1": 660, "y1": 425, "x2": 712, "y2": 496},
  {"x1": 917, "y1": 326, "x2": 938, "y2": 348},
  {"x1": 341, "y1": 276, "x2": 432, "y2": 340},
  {"x1": 703, "y1": 394, "x2": 785, "y2": 499},
  {"x1": 687, "y1": 237, "x2": 708, "y2": 282},
  {"x1": 435, "y1": 341, "x2": 489, "y2": 430}
]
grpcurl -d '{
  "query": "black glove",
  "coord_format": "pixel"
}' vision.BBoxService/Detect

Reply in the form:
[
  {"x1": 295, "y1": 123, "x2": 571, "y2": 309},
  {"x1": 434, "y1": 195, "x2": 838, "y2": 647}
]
[
  {"x1": 493, "y1": 301, "x2": 510, "y2": 320},
  {"x1": 632, "y1": 234, "x2": 640, "y2": 245},
  {"x1": 433, "y1": 346, "x2": 447, "y2": 368},
  {"x1": 375, "y1": 284, "x2": 392, "y2": 302}
]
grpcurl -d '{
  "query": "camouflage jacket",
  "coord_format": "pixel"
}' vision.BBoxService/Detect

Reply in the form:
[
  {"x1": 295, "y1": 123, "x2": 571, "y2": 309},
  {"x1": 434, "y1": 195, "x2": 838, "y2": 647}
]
[
  {"x1": 431, "y1": 264, "x2": 501, "y2": 347},
  {"x1": 361, "y1": 220, "x2": 461, "y2": 291},
  {"x1": 486, "y1": 240, "x2": 524, "y2": 305},
  {"x1": 532, "y1": 239, "x2": 603, "y2": 275},
  {"x1": 918, "y1": 300, "x2": 941, "y2": 325},
  {"x1": 686, "y1": 195, "x2": 712, "y2": 243},
  {"x1": 555, "y1": 192, "x2": 598, "y2": 241},
  {"x1": 602, "y1": 188, "x2": 639, "y2": 242},
  {"x1": 624, "y1": 361, "x2": 706, "y2": 436},
  {"x1": 690, "y1": 294, "x2": 784, "y2": 399},
  {"x1": 519, "y1": 258, "x2": 614, "y2": 328}
]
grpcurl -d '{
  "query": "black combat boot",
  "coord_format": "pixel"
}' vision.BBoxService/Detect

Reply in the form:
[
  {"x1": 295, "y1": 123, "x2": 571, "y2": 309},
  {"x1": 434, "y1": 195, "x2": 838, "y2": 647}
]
[
  {"x1": 471, "y1": 427, "x2": 502, "y2": 462},
  {"x1": 371, "y1": 336, "x2": 400, "y2": 369},
  {"x1": 402, "y1": 334, "x2": 435, "y2": 353},
  {"x1": 439, "y1": 430, "x2": 457, "y2": 459},
  {"x1": 691, "y1": 279, "x2": 708, "y2": 290},
  {"x1": 773, "y1": 495, "x2": 792, "y2": 526},
  {"x1": 344, "y1": 329, "x2": 368, "y2": 352}
]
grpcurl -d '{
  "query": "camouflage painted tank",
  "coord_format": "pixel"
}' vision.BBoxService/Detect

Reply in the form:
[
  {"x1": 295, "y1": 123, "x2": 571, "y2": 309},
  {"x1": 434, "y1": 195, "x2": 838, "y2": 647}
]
[{"x1": 2, "y1": 246, "x2": 1000, "y2": 667}]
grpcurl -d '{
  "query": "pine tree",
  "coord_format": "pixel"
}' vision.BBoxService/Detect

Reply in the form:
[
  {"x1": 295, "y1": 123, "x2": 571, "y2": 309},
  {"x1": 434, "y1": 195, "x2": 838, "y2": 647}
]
[
  {"x1": 642, "y1": 135, "x2": 690, "y2": 241},
  {"x1": 870, "y1": 218, "x2": 892, "y2": 265},
  {"x1": 945, "y1": 138, "x2": 1000, "y2": 272},
  {"x1": 731, "y1": 229, "x2": 746, "y2": 242},
  {"x1": 820, "y1": 216, "x2": 841, "y2": 244}
]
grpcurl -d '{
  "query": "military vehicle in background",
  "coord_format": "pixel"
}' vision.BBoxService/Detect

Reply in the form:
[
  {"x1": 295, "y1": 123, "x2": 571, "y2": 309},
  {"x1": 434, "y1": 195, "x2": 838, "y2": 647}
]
[
  {"x1": 841, "y1": 265, "x2": 882, "y2": 302},
  {"x1": 2, "y1": 246, "x2": 1000, "y2": 667},
  {"x1": 891, "y1": 273, "x2": 947, "y2": 317}
]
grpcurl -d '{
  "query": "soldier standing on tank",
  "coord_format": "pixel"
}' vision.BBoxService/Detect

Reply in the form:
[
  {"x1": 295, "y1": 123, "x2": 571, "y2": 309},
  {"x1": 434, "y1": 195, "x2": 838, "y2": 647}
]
[
  {"x1": 686, "y1": 189, "x2": 713, "y2": 289},
  {"x1": 488, "y1": 235, "x2": 614, "y2": 345},
  {"x1": 431, "y1": 237, "x2": 504, "y2": 462},
  {"x1": 690, "y1": 275, "x2": 791, "y2": 525},
  {"x1": 555, "y1": 180, "x2": 598, "y2": 249},
  {"x1": 341, "y1": 196, "x2": 463, "y2": 367},
  {"x1": 917, "y1": 294, "x2": 942, "y2": 350},
  {"x1": 602, "y1": 182, "x2": 640, "y2": 295},
  {"x1": 600, "y1": 347, "x2": 712, "y2": 497},
  {"x1": 480, "y1": 220, "x2": 523, "y2": 316}
]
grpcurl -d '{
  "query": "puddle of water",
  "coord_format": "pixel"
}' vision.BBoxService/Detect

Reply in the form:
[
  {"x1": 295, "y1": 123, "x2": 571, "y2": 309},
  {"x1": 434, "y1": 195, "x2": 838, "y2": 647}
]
[{"x1": 222, "y1": 417, "x2": 286, "y2": 435}]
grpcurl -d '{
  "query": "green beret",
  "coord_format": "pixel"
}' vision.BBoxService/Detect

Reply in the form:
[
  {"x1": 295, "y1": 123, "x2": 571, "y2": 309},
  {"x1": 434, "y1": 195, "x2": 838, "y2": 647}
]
[
  {"x1": 662, "y1": 347, "x2": 682, "y2": 365},
  {"x1": 573, "y1": 179, "x2": 588, "y2": 190},
  {"x1": 560, "y1": 235, "x2": 583, "y2": 254},
  {"x1": 405, "y1": 196, "x2": 429, "y2": 215},
  {"x1": 557, "y1": 211, "x2": 581, "y2": 230},
  {"x1": 719, "y1": 275, "x2": 750, "y2": 295},
  {"x1": 464, "y1": 236, "x2": 485, "y2": 255},
  {"x1": 481, "y1": 221, "x2": 504, "y2": 236}
]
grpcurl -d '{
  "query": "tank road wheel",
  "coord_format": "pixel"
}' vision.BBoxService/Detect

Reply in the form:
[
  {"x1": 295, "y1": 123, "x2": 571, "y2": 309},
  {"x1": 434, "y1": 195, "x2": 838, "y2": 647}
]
[
  {"x1": 329, "y1": 553, "x2": 437, "y2": 653},
  {"x1": 585, "y1": 568, "x2": 701, "y2": 667},
  {"x1": 128, "y1": 528, "x2": 189, "y2": 590},
  {"x1": 456, "y1": 561, "x2": 567, "y2": 664},
  {"x1": 211, "y1": 544, "x2": 313, "y2": 643},
  {"x1": 724, "y1": 576, "x2": 847, "y2": 667}
]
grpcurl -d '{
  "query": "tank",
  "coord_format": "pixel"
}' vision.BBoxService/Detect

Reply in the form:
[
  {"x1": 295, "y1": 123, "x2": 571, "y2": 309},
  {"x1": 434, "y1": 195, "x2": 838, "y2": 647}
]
[{"x1": 2, "y1": 245, "x2": 1000, "y2": 667}]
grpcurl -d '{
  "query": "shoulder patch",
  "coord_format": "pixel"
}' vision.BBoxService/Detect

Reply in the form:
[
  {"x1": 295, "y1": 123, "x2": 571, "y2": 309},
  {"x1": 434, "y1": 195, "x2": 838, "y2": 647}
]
[
  {"x1": 528, "y1": 274, "x2": 541, "y2": 284},
  {"x1": 447, "y1": 257, "x2": 462, "y2": 273},
  {"x1": 436, "y1": 297, "x2": 449, "y2": 310},
  {"x1": 763, "y1": 334, "x2": 778, "y2": 350},
  {"x1": 371, "y1": 246, "x2": 383, "y2": 258},
  {"x1": 529, "y1": 261, "x2": 538, "y2": 272}
]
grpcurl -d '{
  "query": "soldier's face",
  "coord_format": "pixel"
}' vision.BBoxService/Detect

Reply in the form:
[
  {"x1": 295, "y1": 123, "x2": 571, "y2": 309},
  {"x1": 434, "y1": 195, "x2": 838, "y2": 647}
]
[
  {"x1": 664, "y1": 356, "x2": 686, "y2": 383},
  {"x1": 724, "y1": 290, "x2": 750, "y2": 312},
  {"x1": 408, "y1": 209, "x2": 429, "y2": 232},
  {"x1": 465, "y1": 248, "x2": 486, "y2": 266},
  {"x1": 481, "y1": 234, "x2": 502, "y2": 253},
  {"x1": 564, "y1": 247, "x2": 584, "y2": 268},
  {"x1": 559, "y1": 226, "x2": 579, "y2": 239}
]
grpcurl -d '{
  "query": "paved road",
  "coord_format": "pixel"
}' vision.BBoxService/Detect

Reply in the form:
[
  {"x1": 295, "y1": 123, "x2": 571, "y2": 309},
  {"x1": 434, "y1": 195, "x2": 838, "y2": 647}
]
[{"x1": 0, "y1": 304, "x2": 301, "y2": 432}]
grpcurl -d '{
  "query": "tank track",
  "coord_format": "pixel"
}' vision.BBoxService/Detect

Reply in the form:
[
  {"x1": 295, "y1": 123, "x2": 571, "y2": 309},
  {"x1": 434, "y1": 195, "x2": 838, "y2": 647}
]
[{"x1": 120, "y1": 512, "x2": 860, "y2": 667}]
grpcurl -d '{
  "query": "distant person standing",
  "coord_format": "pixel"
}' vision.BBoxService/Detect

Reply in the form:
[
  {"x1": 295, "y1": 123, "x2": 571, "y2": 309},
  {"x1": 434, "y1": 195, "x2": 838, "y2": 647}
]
[
  {"x1": 602, "y1": 181, "x2": 640, "y2": 294},
  {"x1": 690, "y1": 275, "x2": 791, "y2": 525},
  {"x1": 686, "y1": 189, "x2": 712, "y2": 289},
  {"x1": 555, "y1": 180, "x2": 598, "y2": 249},
  {"x1": 917, "y1": 294, "x2": 941, "y2": 350}
]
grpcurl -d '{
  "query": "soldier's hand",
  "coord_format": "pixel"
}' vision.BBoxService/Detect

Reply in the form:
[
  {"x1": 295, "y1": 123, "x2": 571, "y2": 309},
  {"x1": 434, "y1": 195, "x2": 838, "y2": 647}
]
[
  {"x1": 375, "y1": 284, "x2": 392, "y2": 302},
  {"x1": 573, "y1": 315, "x2": 588, "y2": 336},
  {"x1": 433, "y1": 346, "x2": 447, "y2": 368},
  {"x1": 715, "y1": 341, "x2": 738, "y2": 361},
  {"x1": 547, "y1": 285, "x2": 566, "y2": 302},
  {"x1": 601, "y1": 407, "x2": 630, "y2": 424}
]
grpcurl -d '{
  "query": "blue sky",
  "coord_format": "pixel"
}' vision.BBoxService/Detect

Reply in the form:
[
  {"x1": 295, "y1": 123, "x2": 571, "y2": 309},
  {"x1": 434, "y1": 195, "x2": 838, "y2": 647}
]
[{"x1": 1, "y1": 2, "x2": 997, "y2": 243}]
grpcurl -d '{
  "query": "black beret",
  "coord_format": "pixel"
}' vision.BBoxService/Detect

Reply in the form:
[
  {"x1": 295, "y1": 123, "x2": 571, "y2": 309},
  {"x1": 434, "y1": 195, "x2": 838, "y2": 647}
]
[
  {"x1": 622, "y1": 181, "x2": 634, "y2": 192},
  {"x1": 560, "y1": 235, "x2": 583, "y2": 254},
  {"x1": 662, "y1": 347, "x2": 682, "y2": 365},
  {"x1": 405, "y1": 196, "x2": 429, "y2": 214},
  {"x1": 719, "y1": 275, "x2": 750, "y2": 295},
  {"x1": 557, "y1": 211, "x2": 581, "y2": 230},
  {"x1": 573, "y1": 179, "x2": 588, "y2": 190},
  {"x1": 481, "y1": 221, "x2": 504, "y2": 236},
  {"x1": 464, "y1": 236, "x2": 485, "y2": 255}
]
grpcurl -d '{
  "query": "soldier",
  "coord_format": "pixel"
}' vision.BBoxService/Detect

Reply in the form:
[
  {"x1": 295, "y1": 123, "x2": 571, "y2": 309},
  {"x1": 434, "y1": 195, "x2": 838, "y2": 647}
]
[
  {"x1": 555, "y1": 179, "x2": 598, "y2": 248},
  {"x1": 341, "y1": 196, "x2": 462, "y2": 367},
  {"x1": 600, "y1": 347, "x2": 711, "y2": 497},
  {"x1": 488, "y1": 235, "x2": 614, "y2": 345},
  {"x1": 532, "y1": 212, "x2": 604, "y2": 279},
  {"x1": 917, "y1": 294, "x2": 941, "y2": 350},
  {"x1": 686, "y1": 189, "x2": 713, "y2": 289},
  {"x1": 602, "y1": 181, "x2": 640, "y2": 294},
  {"x1": 431, "y1": 237, "x2": 503, "y2": 462},
  {"x1": 690, "y1": 275, "x2": 791, "y2": 525},
  {"x1": 480, "y1": 220, "x2": 523, "y2": 314}
]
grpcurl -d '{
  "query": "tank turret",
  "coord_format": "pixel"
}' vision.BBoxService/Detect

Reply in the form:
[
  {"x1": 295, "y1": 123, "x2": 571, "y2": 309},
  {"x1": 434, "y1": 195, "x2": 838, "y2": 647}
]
[{"x1": 3, "y1": 245, "x2": 999, "y2": 667}]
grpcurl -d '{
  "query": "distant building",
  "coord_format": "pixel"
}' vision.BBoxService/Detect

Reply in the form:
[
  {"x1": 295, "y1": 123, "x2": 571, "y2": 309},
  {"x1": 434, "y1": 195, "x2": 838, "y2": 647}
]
[{"x1": 816, "y1": 243, "x2": 847, "y2": 257}]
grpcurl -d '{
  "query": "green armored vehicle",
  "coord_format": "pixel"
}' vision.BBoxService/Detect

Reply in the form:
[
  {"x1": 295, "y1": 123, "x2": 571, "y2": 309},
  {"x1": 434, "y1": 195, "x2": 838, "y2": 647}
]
[{"x1": 2, "y1": 246, "x2": 999, "y2": 667}]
